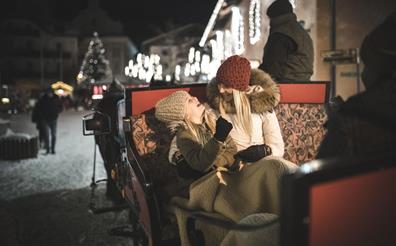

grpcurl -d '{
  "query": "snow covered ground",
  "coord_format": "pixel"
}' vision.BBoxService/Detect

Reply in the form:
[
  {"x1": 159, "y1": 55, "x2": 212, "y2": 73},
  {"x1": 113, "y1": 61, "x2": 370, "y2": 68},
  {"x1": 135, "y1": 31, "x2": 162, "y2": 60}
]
[
  {"x1": 0, "y1": 110, "x2": 106, "y2": 200},
  {"x1": 0, "y1": 110, "x2": 133, "y2": 245}
]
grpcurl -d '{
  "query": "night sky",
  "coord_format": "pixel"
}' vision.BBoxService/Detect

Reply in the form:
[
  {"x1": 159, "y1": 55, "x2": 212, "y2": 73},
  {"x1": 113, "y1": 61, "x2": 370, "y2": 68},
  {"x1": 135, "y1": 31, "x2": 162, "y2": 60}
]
[{"x1": 0, "y1": 0, "x2": 217, "y2": 45}]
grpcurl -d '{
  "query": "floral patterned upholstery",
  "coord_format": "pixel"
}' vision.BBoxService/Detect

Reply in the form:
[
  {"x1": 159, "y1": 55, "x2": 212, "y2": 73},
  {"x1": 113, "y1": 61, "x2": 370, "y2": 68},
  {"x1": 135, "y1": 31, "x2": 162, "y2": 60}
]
[
  {"x1": 275, "y1": 103, "x2": 327, "y2": 165},
  {"x1": 131, "y1": 114, "x2": 158, "y2": 156},
  {"x1": 130, "y1": 112, "x2": 183, "y2": 202}
]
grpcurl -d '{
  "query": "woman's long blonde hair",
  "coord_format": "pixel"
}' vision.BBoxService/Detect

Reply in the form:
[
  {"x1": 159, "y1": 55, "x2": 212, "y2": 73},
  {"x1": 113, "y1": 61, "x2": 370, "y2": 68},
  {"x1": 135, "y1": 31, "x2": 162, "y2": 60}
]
[
  {"x1": 184, "y1": 107, "x2": 218, "y2": 146},
  {"x1": 219, "y1": 89, "x2": 252, "y2": 138}
]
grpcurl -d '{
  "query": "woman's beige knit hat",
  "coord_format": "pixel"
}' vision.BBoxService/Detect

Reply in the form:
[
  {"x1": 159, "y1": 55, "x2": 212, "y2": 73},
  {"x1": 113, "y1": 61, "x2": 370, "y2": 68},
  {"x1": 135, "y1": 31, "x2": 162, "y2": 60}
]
[{"x1": 155, "y1": 90, "x2": 190, "y2": 124}]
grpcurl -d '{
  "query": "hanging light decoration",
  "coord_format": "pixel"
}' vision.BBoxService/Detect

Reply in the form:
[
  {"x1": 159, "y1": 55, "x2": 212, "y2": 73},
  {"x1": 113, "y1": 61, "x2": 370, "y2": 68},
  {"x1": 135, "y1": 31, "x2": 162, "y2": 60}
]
[
  {"x1": 224, "y1": 30, "x2": 233, "y2": 58},
  {"x1": 289, "y1": 0, "x2": 296, "y2": 8},
  {"x1": 216, "y1": 30, "x2": 225, "y2": 61},
  {"x1": 231, "y1": 7, "x2": 244, "y2": 55},
  {"x1": 175, "y1": 65, "x2": 181, "y2": 81},
  {"x1": 249, "y1": 0, "x2": 261, "y2": 45},
  {"x1": 188, "y1": 47, "x2": 195, "y2": 63},
  {"x1": 124, "y1": 53, "x2": 164, "y2": 83},
  {"x1": 199, "y1": 0, "x2": 225, "y2": 47}
]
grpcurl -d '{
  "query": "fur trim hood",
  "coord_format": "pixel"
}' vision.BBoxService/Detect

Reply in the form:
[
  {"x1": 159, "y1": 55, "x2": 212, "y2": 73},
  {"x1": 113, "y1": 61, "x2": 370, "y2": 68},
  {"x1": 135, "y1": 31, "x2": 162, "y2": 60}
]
[{"x1": 207, "y1": 69, "x2": 280, "y2": 114}]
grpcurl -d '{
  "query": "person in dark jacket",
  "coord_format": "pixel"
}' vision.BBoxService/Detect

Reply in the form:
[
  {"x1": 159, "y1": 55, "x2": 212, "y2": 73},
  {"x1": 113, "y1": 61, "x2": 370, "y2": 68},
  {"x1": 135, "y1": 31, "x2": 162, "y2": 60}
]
[
  {"x1": 259, "y1": 0, "x2": 313, "y2": 82},
  {"x1": 317, "y1": 12, "x2": 396, "y2": 158},
  {"x1": 94, "y1": 80, "x2": 124, "y2": 203},
  {"x1": 36, "y1": 88, "x2": 63, "y2": 154}
]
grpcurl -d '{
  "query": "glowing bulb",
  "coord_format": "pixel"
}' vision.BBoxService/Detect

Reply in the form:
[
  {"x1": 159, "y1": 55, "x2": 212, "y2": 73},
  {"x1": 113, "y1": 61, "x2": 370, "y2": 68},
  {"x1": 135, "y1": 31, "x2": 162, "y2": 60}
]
[{"x1": 175, "y1": 65, "x2": 181, "y2": 81}]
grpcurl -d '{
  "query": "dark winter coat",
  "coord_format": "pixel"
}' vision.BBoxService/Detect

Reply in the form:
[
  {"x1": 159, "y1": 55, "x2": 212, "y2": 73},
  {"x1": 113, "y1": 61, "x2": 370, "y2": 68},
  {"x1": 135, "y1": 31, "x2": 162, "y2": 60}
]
[
  {"x1": 259, "y1": 13, "x2": 314, "y2": 82},
  {"x1": 176, "y1": 126, "x2": 237, "y2": 173},
  {"x1": 37, "y1": 93, "x2": 63, "y2": 122},
  {"x1": 317, "y1": 79, "x2": 396, "y2": 158}
]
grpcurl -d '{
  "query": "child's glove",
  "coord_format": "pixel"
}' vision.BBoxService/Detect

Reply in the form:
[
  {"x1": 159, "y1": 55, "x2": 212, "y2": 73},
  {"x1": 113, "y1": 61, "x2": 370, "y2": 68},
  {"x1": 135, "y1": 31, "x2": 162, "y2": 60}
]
[{"x1": 214, "y1": 116, "x2": 233, "y2": 142}]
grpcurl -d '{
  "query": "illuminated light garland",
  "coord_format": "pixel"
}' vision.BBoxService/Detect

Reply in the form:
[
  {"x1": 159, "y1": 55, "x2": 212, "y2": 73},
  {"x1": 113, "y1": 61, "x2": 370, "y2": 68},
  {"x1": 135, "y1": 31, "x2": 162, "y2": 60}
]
[
  {"x1": 188, "y1": 47, "x2": 195, "y2": 63},
  {"x1": 290, "y1": 0, "x2": 296, "y2": 8},
  {"x1": 231, "y1": 7, "x2": 244, "y2": 55},
  {"x1": 216, "y1": 30, "x2": 225, "y2": 61},
  {"x1": 249, "y1": 0, "x2": 261, "y2": 45},
  {"x1": 125, "y1": 53, "x2": 163, "y2": 83},
  {"x1": 224, "y1": 30, "x2": 233, "y2": 58},
  {"x1": 199, "y1": 0, "x2": 225, "y2": 47},
  {"x1": 175, "y1": 65, "x2": 181, "y2": 81}
]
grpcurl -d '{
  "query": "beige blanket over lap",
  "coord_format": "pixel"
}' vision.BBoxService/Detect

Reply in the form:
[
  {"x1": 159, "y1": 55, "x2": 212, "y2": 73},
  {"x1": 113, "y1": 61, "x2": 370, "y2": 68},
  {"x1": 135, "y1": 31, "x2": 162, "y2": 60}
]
[{"x1": 170, "y1": 157, "x2": 297, "y2": 246}]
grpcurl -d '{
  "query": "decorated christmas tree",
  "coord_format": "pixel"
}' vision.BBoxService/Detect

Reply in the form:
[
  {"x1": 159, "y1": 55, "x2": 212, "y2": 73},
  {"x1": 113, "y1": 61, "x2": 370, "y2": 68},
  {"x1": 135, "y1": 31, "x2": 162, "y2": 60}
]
[{"x1": 77, "y1": 32, "x2": 112, "y2": 87}]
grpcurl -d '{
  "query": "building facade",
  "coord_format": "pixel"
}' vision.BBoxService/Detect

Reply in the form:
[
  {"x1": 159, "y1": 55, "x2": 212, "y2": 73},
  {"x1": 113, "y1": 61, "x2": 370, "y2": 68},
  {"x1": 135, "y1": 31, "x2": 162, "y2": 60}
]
[
  {"x1": 198, "y1": 0, "x2": 396, "y2": 100},
  {"x1": 0, "y1": 19, "x2": 79, "y2": 91},
  {"x1": 0, "y1": 0, "x2": 138, "y2": 92}
]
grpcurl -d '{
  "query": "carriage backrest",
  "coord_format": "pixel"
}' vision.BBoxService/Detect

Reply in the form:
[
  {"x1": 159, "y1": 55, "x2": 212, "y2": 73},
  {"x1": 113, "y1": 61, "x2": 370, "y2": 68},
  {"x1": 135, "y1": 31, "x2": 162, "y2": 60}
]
[{"x1": 127, "y1": 82, "x2": 329, "y2": 165}]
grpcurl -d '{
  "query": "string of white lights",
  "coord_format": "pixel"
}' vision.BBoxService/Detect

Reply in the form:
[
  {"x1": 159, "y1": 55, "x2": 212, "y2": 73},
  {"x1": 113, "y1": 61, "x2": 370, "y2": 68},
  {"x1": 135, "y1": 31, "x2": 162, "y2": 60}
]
[
  {"x1": 290, "y1": 0, "x2": 296, "y2": 9},
  {"x1": 231, "y1": 7, "x2": 244, "y2": 54},
  {"x1": 199, "y1": 0, "x2": 225, "y2": 47},
  {"x1": 249, "y1": 0, "x2": 261, "y2": 45},
  {"x1": 124, "y1": 53, "x2": 164, "y2": 83}
]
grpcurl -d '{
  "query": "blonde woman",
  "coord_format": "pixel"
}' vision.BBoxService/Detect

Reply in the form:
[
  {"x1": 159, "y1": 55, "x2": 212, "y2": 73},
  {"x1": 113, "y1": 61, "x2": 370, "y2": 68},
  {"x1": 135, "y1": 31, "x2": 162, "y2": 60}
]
[{"x1": 207, "y1": 55, "x2": 285, "y2": 165}]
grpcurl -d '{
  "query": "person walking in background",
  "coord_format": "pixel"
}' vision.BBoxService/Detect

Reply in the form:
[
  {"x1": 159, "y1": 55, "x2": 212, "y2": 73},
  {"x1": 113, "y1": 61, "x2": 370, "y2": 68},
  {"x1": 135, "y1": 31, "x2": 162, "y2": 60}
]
[
  {"x1": 36, "y1": 87, "x2": 63, "y2": 155},
  {"x1": 317, "y1": 12, "x2": 396, "y2": 158},
  {"x1": 259, "y1": 0, "x2": 314, "y2": 82}
]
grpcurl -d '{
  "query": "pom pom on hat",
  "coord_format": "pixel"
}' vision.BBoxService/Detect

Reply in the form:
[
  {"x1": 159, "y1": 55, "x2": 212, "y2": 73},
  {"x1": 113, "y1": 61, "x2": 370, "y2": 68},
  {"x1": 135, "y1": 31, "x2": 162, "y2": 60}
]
[
  {"x1": 216, "y1": 55, "x2": 251, "y2": 91},
  {"x1": 155, "y1": 91, "x2": 190, "y2": 124}
]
